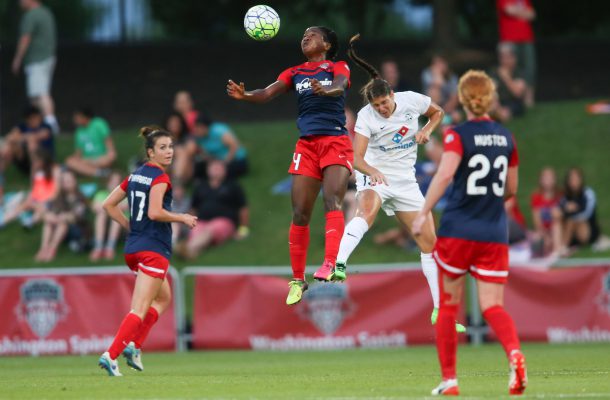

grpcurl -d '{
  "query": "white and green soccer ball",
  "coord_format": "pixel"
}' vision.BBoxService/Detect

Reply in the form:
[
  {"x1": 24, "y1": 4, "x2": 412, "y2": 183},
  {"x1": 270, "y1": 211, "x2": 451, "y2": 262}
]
[{"x1": 244, "y1": 5, "x2": 280, "y2": 41}]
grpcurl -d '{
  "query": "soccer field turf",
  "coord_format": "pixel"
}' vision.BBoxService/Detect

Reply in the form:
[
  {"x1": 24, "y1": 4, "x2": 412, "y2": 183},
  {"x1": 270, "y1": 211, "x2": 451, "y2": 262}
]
[{"x1": 1, "y1": 343, "x2": 609, "y2": 399}]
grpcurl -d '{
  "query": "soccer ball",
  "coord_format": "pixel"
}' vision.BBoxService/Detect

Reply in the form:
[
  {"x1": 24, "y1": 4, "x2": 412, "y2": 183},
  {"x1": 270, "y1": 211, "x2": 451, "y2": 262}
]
[{"x1": 244, "y1": 5, "x2": 280, "y2": 41}]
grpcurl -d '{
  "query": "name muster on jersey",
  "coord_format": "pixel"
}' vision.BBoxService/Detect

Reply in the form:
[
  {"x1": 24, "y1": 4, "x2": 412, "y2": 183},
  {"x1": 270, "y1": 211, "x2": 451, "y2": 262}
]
[
  {"x1": 119, "y1": 163, "x2": 173, "y2": 259},
  {"x1": 277, "y1": 60, "x2": 350, "y2": 137},
  {"x1": 438, "y1": 118, "x2": 519, "y2": 244},
  {"x1": 354, "y1": 91, "x2": 431, "y2": 180}
]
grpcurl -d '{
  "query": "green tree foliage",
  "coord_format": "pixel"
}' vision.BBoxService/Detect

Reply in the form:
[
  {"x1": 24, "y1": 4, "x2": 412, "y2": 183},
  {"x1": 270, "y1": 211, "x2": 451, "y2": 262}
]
[{"x1": 149, "y1": 0, "x2": 405, "y2": 42}]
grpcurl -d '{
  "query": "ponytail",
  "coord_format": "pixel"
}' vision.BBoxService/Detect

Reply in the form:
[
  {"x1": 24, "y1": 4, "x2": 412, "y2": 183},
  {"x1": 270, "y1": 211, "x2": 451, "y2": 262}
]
[
  {"x1": 457, "y1": 70, "x2": 495, "y2": 117},
  {"x1": 347, "y1": 34, "x2": 392, "y2": 103},
  {"x1": 140, "y1": 125, "x2": 172, "y2": 158}
]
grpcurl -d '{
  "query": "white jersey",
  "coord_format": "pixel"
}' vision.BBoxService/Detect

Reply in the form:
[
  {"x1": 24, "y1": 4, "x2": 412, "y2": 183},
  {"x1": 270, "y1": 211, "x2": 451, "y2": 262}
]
[{"x1": 354, "y1": 91, "x2": 431, "y2": 182}]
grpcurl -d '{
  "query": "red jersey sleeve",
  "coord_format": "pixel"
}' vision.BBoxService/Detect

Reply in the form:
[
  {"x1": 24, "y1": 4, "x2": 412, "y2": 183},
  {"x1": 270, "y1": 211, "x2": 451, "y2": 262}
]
[
  {"x1": 530, "y1": 192, "x2": 543, "y2": 209},
  {"x1": 277, "y1": 67, "x2": 294, "y2": 89},
  {"x1": 151, "y1": 173, "x2": 172, "y2": 191},
  {"x1": 509, "y1": 135, "x2": 519, "y2": 167},
  {"x1": 442, "y1": 129, "x2": 463, "y2": 156},
  {"x1": 119, "y1": 176, "x2": 129, "y2": 192},
  {"x1": 333, "y1": 61, "x2": 351, "y2": 87}
]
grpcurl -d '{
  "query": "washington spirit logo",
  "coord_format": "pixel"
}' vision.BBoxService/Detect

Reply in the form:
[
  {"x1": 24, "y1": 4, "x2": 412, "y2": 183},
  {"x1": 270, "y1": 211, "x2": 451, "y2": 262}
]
[
  {"x1": 596, "y1": 272, "x2": 610, "y2": 315},
  {"x1": 14, "y1": 279, "x2": 69, "y2": 338},
  {"x1": 392, "y1": 126, "x2": 409, "y2": 144},
  {"x1": 298, "y1": 283, "x2": 355, "y2": 335}
]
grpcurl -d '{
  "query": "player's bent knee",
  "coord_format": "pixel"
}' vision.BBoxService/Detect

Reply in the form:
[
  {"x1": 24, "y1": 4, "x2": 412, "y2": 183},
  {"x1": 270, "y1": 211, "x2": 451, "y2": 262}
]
[
  {"x1": 419, "y1": 239, "x2": 435, "y2": 254},
  {"x1": 479, "y1": 296, "x2": 504, "y2": 312},
  {"x1": 292, "y1": 210, "x2": 312, "y2": 225},
  {"x1": 322, "y1": 196, "x2": 342, "y2": 212}
]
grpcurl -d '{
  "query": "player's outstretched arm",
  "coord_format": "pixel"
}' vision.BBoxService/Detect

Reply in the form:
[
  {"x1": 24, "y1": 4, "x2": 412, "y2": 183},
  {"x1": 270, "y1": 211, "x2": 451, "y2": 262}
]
[
  {"x1": 353, "y1": 132, "x2": 387, "y2": 185},
  {"x1": 415, "y1": 102, "x2": 444, "y2": 145},
  {"x1": 103, "y1": 186, "x2": 129, "y2": 231},
  {"x1": 226, "y1": 79, "x2": 288, "y2": 103},
  {"x1": 148, "y1": 183, "x2": 198, "y2": 228}
]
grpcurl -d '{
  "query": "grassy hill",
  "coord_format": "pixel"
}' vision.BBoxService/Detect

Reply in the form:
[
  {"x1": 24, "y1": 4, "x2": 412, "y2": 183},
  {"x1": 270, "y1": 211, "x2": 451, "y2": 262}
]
[{"x1": 1, "y1": 99, "x2": 609, "y2": 268}]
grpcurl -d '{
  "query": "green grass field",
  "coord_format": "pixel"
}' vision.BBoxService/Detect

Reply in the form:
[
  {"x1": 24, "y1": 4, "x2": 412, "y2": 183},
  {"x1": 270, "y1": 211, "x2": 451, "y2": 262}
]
[
  {"x1": 1, "y1": 343, "x2": 609, "y2": 399},
  {"x1": 1, "y1": 99, "x2": 609, "y2": 268}
]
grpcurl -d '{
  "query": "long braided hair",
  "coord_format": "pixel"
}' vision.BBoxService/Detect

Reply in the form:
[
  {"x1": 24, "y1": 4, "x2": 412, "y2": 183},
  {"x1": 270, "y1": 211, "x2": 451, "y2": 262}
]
[{"x1": 347, "y1": 34, "x2": 393, "y2": 103}]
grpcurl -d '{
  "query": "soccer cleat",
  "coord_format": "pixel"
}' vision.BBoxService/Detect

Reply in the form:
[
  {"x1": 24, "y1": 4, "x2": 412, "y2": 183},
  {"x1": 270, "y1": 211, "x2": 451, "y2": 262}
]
[
  {"x1": 123, "y1": 341, "x2": 144, "y2": 371},
  {"x1": 430, "y1": 308, "x2": 467, "y2": 333},
  {"x1": 431, "y1": 379, "x2": 459, "y2": 396},
  {"x1": 431, "y1": 308, "x2": 439, "y2": 324},
  {"x1": 286, "y1": 279, "x2": 308, "y2": 305},
  {"x1": 98, "y1": 351, "x2": 122, "y2": 377},
  {"x1": 509, "y1": 350, "x2": 527, "y2": 395},
  {"x1": 313, "y1": 260, "x2": 335, "y2": 281},
  {"x1": 331, "y1": 261, "x2": 347, "y2": 282}
]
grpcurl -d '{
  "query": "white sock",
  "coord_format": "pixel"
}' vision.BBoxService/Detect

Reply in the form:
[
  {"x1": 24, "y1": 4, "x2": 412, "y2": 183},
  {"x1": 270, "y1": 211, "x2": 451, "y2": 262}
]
[
  {"x1": 336, "y1": 216, "x2": 369, "y2": 263},
  {"x1": 44, "y1": 115, "x2": 60, "y2": 134},
  {"x1": 421, "y1": 252, "x2": 440, "y2": 308}
]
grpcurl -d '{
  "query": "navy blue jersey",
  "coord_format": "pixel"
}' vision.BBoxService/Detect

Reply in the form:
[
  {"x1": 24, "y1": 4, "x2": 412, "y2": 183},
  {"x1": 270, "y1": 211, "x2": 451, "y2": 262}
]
[
  {"x1": 437, "y1": 118, "x2": 519, "y2": 244},
  {"x1": 120, "y1": 163, "x2": 173, "y2": 259},
  {"x1": 277, "y1": 60, "x2": 350, "y2": 137},
  {"x1": 19, "y1": 122, "x2": 54, "y2": 156}
]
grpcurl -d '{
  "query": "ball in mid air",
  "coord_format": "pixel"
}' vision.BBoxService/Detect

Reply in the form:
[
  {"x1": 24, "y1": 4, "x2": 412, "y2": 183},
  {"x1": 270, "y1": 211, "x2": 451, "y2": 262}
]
[{"x1": 244, "y1": 5, "x2": 280, "y2": 41}]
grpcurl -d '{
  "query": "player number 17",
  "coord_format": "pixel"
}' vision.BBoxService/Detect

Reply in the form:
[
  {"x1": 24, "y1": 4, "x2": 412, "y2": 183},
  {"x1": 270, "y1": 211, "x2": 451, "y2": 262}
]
[{"x1": 130, "y1": 190, "x2": 147, "y2": 221}]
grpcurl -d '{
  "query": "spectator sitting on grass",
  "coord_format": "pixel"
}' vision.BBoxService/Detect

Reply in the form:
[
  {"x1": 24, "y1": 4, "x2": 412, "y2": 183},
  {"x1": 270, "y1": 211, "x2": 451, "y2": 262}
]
[
  {"x1": 35, "y1": 170, "x2": 88, "y2": 262},
  {"x1": 530, "y1": 167, "x2": 563, "y2": 256},
  {"x1": 177, "y1": 160, "x2": 249, "y2": 260},
  {"x1": 559, "y1": 168, "x2": 610, "y2": 255},
  {"x1": 164, "y1": 111, "x2": 190, "y2": 181},
  {"x1": 421, "y1": 54, "x2": 461, "y2": 124},
  {"x1": 380, "y1": 58, "x2": 410, "y2": 92},
  {"x1": 490, "y1": 43, "x2": 528, "y2": 122},
  {"x1": 177, "y1": 115, "x2": 248, "y2": 182},
  {"x1": 89, "y1": 171, "x2": 125, "y2": 262},
  {"x1": 1, "y1": 106, "x2": 54, "y2": 178},
  {"x1": 173, "y1": 90, "x2": 200, "y2": 133},
  {"x1": 0, "y1": 148, "x2": 59, "y2": 229},
  {"x1": 65, "y1": 108, "x2": 116, "y2": 177}
]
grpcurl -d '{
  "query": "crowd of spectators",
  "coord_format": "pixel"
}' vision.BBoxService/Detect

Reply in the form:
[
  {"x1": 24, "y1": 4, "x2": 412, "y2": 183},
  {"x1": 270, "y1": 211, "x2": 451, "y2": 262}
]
[{"x1": 0, "y1": 89, "x2": 250, "y2": 262}]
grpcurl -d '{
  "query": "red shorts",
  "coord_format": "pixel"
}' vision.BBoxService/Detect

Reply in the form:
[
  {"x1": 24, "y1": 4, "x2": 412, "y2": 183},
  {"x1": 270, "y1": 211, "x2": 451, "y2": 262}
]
[
  {"x1": 288, "y1": 135, "x2": 354, "y2": 180},
  {"x1": 189, "y1": 218, "x2": 235, "y2": 245},
  {"x1": 433, "y1": 237, "x2": 509, "y2": 284},
  {"x1": 124, "y1": 251, "x2": 169, "y2": 280}
]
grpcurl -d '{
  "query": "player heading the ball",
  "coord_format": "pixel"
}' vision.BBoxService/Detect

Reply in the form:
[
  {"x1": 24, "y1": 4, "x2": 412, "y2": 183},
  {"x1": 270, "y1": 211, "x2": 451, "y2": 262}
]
[{"x1": 227, "y1": 26, "x2": 353, "y2": 305}]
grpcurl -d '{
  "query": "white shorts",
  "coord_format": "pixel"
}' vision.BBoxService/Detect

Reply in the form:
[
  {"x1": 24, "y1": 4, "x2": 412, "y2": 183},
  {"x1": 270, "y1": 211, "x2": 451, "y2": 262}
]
[
  {"x1": 24, "y1": 56, "x2": 56, "y2": 98},
  {"x1": 355, "y1": 171, "x2": 425, "y2": 216}
]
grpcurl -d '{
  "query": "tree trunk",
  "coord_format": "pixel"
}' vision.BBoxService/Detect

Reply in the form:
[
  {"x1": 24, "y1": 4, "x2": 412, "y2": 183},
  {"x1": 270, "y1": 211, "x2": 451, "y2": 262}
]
[{"x1": 432, "y1": 0, "x2": 460, "y2": 51}]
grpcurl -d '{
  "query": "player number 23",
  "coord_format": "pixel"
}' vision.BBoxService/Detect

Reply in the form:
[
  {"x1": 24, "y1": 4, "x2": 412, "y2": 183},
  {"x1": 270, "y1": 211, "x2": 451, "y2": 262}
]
[
  {"x1": 466, "y1": 154, "x2": 508, "y2": 197},
  {"x1": 130, "y1": 190, "x2": 147, "y2": 221}
]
